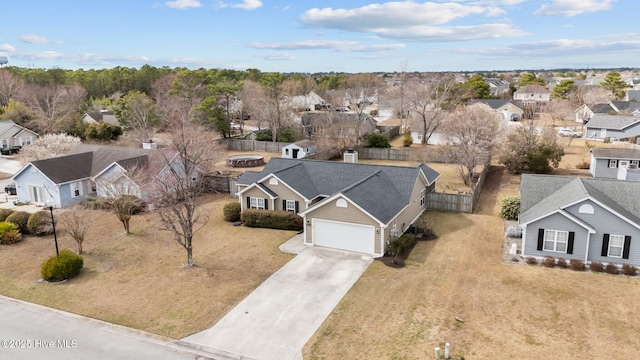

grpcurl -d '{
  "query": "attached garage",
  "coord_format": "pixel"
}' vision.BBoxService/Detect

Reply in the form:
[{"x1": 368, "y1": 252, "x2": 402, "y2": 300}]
[{"x1": 312, "y1": 219, "x2": 375, "y2": 254}]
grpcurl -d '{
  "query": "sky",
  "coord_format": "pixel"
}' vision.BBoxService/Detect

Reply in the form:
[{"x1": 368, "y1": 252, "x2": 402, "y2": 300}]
[{"x1": 0, "y1": 0, "x2": 638, "y2": 73}]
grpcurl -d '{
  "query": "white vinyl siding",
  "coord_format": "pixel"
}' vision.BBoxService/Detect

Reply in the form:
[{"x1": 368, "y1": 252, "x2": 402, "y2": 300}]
[
  {"x1": 19, "y1": 136, "x2": 32, "y2": 146},
  {"x1": 608, "y1": 234, "x2": 624, "y2": 258},
  {"x1": 543, "y1": 229, "x2": 568, "y2": 253}
]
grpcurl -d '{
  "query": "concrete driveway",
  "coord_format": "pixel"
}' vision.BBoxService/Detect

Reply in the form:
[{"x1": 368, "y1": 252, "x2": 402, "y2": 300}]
[{"x1": 181, "y1": 243, "x2": 373, "y2": 360}]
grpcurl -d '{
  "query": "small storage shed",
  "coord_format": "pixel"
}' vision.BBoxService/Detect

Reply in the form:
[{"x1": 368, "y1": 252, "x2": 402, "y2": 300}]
[{"x1": 282, "y1": 140, "x2": 316, "y2": 159}]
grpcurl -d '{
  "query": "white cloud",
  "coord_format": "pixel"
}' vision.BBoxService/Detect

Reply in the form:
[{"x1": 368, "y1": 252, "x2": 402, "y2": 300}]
[
  {"x1": 533, "y1": 0, "x2": 616, "y2": 17},
  {"x1": 377, "y1": 23, "x2": 528, "y2": 41},
  {"x1": 248, "y1": 40, "x2": 406, "y2": 52},
  {"x1": 217, "y1": 0, "x2": 262, "y2": 10},
  {"x1": 0, "y1": 44, "x2": 16, "y2": 52},
  {"x1": 255, "y1": 52, "x2": 296, "y2": 61},
  {"x1": 20, "y1": 34, "x2": 51, "y2": 44},
  {"x1": 165, "y1": 0, "x2": 202, "y2": 9}
]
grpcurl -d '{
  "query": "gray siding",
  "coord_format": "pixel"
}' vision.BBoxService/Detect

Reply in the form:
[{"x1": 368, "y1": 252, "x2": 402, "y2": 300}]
[
  {"x1": 524, "y1": 212, "x2": 589, "y2": 261},
  {"x1": 587, "y1": 123, "x2": 640, "y2": 140},
  {"x1": 592, "y1": 158, "x2": 618, "y2": 179}
]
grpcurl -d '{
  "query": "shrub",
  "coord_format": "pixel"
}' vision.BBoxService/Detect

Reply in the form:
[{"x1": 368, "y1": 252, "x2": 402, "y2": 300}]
[
  {"x1": 622, "y1": 264, "x2": 637, "y2": 276},
  {"x1": 556, "y1": 258, "x2": 568, "y2": 269},
  {"x1": 5, "y1": 211, "x2": 30, "y2": 234},
  {"x1": 223, "y1": 202, "x2": 241, "y2": 222},
  {"x1": 386, "y1": 233, "x2": 415, "y2": 257},
  {"x1": 0, "y1": 209, "x2": 13, "y2": 222},
  {"x1": 365, "y1": 133, "x2": 391, "y2": 148},
  {"x1": 369, "y1": 109, "x2": 379, "y2": 116},
  {"x1": 604, "y1": 263, "x2": 619, "y2": 275},
  {"x1": 525, "y1": 257, "x2": 538, "y2": 265},
  {"x1": 542, "y1": 256, "x2": 556, "y2": 268},
  {"x1": 403, "y1": 133, "x2": 413, "y2": 147},
  {"x1": 575, "y1": 161, "x2": 590, "y2": 169},
  {"x1": 2, "y1": 230, "x2": 22, "y2": 244},
  {"x1": 569, "y1": 259, "x2": 586, "y2": 271},
  {"x1": 80, "y1": 197, "x2": 111, "y2": 210},
  {"x1": 242, "y1": 210, "x2": 303, "y2": 231},
  {"x1": 27, "y1": 211, "x2": 53, "y2": 236},
  {"x1": 499, "y1": 196, "x2": 520, "y2": 221},
  {"x1": 589, "y1": 261, "x2": 604, "y2": 273},
  {"x1": 40, "y1": 249, "x2": 84, "y2": 281}
]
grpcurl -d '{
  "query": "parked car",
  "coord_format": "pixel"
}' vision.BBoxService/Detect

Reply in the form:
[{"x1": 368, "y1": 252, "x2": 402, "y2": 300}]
[
  {"x1": 4, "y1": 183, "x2": 16, "y2": 195},
  {"x1": 558, "y1": 128, "x2": 582, "y2": 138},
  {"x1": 230, "y1": 122, "x2": 241, "y2": 130}
]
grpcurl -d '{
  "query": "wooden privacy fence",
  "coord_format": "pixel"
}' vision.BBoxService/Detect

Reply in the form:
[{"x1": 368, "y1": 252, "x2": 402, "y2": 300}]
[
  {"x1": 426, "y1": 167, "x2": 489, "y2": 214},
  {"x1": 226, "y1": 139, "x2": 286, "y2": 153}
]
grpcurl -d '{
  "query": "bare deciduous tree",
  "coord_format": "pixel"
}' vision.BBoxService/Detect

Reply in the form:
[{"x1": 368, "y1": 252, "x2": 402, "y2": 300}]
[
  {"x1": 97, "y1": 165, "x2": 148, "y2": 235},
  {"x1": 58, "y1": 206, "x2": 94, "y2": 254},
  {"x1": 152, "y1": 108, "x2": 223, "y2": 267},
  {"x1": 406, "y1": 75, "x2": 458, "y2": 144},
  {"x1": 18, "y1": 133, "x2": 81, "y2": 163},
  {"x1": 23, "y1": 82, "x2": 86, "y2": 133},
  {"x1": 442, "y1": 104, "x2": 503, "y2": 187},
  {"x1": 343, "y1": 73, "x2": 380, "y2": 144},
  {"x1": 0, "y1": 70, "x2": 24, "y2": 107}
]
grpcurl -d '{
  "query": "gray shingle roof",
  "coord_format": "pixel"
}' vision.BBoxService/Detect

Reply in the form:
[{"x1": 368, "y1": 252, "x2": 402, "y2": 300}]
[
  {"x1": 591, "y1": 148, "x2": 640, "y2": 160},
  {"x1": 31, "y1": 153, "x2": 94, "y2": 184},
  {"x1": 68, "y1": 144, "x2": 150, "y2": 176},
  {"x1": 585, "y1": 114, "x2": 640, "y2": 130},
  {"x1": 520, "y1": 174, "x2": 640, "y2": 225},
  {"x1": 237, "y1": 158, "x2": 440, "y2": 223}
]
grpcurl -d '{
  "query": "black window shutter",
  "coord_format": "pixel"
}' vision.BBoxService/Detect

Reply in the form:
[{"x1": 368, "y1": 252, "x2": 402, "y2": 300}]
[
  {"x1": 246, "y1": 196, "x2": 250, "y2": 209},
  {"x1": 282, "y1": 200, "x2": 286, "y2": 210},
  {"x1": 537, "y1": 229, "x2": 544, "y2": 251},
  {"x1": 264, "y1": 199, "x2": 268, "y2": 210},
  {"x1": 601, "y1": 234, "x2": 610, "y2": 257},
  {"x1": 623, "y1": 236, "x2": 631, "y2": 259},
  {"x1": 567, "y1": 232, "x2": 575, "y2": 254},
  {"x1": 295, "y1": 201, "x2": 299, "y2": 213}
]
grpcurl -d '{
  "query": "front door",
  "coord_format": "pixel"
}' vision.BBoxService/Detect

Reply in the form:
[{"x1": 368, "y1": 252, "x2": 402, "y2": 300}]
[{"x1": 292, "y1": 148, "x2": 299, "y2": 159}]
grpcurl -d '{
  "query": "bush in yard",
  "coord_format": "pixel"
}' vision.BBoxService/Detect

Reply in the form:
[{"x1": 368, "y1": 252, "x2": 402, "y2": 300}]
[
  {"x1": 589, "y1": 261, "x2": 604, "y2": 273},
  {"x1": 5, "y1": 211, "x2": 31, "y2": 234},
  {"x1": 223, "y1": 202, "x2": 241, "y2": 222},
  {"x1": 604, "y1": 263, "x2": 619, "y2": 275},
  {"x1": 80, "y1": 197, "x2": 111, "y2": 211},
  {"x1": 27, "y1": 211, "x2": 53, "y2": 236},
  {"x1": 499, "y1": 196, "x2": 520, "y2": 221},
  {"x1": 569, "y1": 259, "x2": 586, "y2": 271},
  {"x1": 403, "y1": 133, "x2": 413, "y2": 147},
  {"x1": 622, "y1": 264, "x2": 637, "y2": 276},
  {"x1": 386, "y1": 233, "x2": 415, "y2": 258},
  {"x1": 542, "y1": 256, "x2": 556, "y2": 268},
  {"x1": 40, "y1": 249, "x2": 84, "y2": 281},
  {"x1": 0, "y1": 222, "x2": 20, "y2": 245},
  {"x1": 505, "y1": 225, "x2": 522, "y2": 238},
  {"x1": 556, "y1": 258, "x2": 568, "y2": 269},
  {"x1": 575, "y1": 161, "x2": 590, "y2": 169},
  {"x1": 525, "y1": 256, "x2": 538, "y2": 265},
  {"x1": 242, "y1": 210, "x2": 303, "y2": 231},
  {"x1": 365, "y1": 133, "x2": 391, "y2": 148},
  {"x1": 0, "y1": 209, "x2": 13, "y2": 222}
]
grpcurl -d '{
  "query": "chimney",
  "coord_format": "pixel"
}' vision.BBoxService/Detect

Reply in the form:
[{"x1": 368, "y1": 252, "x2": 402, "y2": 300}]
[
  {"x1": 344, "y1": 148, "x2": 358, "y2": 163},
  {"x1": 142, "y1": 139, "x2": 157, "y2": 150}
]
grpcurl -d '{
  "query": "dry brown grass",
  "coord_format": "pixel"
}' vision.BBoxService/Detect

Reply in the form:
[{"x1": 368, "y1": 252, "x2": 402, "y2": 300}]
[
  {"x1": 0, "y1": 194, "x2": 297, "y2": 338},
  {"x1": 303, "y1": 166, "x2": 640, "y2": 359}
]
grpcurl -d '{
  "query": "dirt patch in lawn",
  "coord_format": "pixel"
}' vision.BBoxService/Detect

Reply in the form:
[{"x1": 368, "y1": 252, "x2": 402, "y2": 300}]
[
  {"x1": 303, "y1": 165, "x2": 640, "y2": 360},
  {"x1": 0, "y1": 194, "x2": 297, "y2": 339}
]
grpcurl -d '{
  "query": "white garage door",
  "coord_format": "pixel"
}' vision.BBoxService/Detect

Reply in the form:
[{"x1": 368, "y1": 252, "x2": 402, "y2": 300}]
[{"x1": 313, "y1": 219, "x2": 375, "y2": 254}]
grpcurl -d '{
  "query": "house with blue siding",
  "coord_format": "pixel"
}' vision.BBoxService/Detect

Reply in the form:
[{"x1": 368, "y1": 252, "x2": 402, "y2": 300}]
[
  {"x1": 589, "y1": 148, "x2": 640, "y2": 180},
  {"x1": 585, "y1": 114, "x2": 640, "y2": 141},
  {"x1": 519, "y1": 174, "x2": 640, "y2": 267},
  {"x1": 12, "y1": 145, "x2": 150, "y2": 208}
]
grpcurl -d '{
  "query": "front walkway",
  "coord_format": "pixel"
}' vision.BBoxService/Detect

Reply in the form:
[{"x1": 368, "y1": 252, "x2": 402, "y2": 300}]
[{"x1": 181, "y1": 236, "x2": 373, "y2": 360}]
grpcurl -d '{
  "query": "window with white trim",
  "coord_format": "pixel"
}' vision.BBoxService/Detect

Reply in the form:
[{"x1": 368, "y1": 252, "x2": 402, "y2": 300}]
[
  {"x1": 285, "y1": 200, "x2": 296, "y2": 212},
  {"x1": 71, "y1": 181, "x2": 83, "y2": 198},
  {"x1": 249, "y1": 197, "x2": 265, "y2": 210},
  {"x1": 609, "y1": 159, "x2": 618, "y2": 168},
  {"x1": 420, "y1": 188, "x2": 426, "y2": 206},
  {"x1": 578, "y1": 204, "x2": 594, "y2": 214},
  {"x1": 619, "y1": 160, "x2": 630, "y2": 169},
  {"x1": 1, "y1": 139, "x2": 7, "y2": 149},
  {"x1": 543, "y1": 229, "x2": 568, "y2": 253},
  {"x1": 608, "y1": 234, "x2": 624, "y2": 258},
  {"x1": 19, "y1": 136, "x2": 32, "y2": 146}
]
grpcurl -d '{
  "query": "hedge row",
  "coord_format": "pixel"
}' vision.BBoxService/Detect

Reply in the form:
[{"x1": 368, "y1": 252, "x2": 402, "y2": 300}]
[{"x1": 241, "y1": 209, "x2": 303, "y2": 231}]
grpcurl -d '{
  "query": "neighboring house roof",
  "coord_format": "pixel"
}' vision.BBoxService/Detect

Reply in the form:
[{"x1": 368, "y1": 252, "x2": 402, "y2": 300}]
[
  {"x1": 467, "y1": 99, "x2": 523, "y2": 111},
  {"x1": 590, "y1": 103, "x2": 615, "y2": 114},
  {"x1": 287, "y1": 139, "x2": 315, "y2": 148},
  {"x1": 585, "y1": 114, "x2": 640, "y2": 130},
  {"x1": 591, "y1": 148, "x2": 640, "y2": 160},
  {"x1": 0, "y1": 119, "x2": 38, "y2": 138},
  {"x1": 237, "y1": 158, "x2": 439, "y2": 224},
  {"x1": 520, "y1": 175, "x2": 640, "y2": 226},
  {"x1": 67, "y1": 144, "x2": 150, "y2": 176},
  {"x1": 83, "y1": 110, "x2": 119, "y2": 126},
  {"x1": 628, "y1": 90, "x2": 640, "y2": 101},
  {"x1": 300, "y1": 112, "x2": 376, "y2": 127},
  {"x1": 515, "y1": 84, "x2": 551, "y2": 95}
]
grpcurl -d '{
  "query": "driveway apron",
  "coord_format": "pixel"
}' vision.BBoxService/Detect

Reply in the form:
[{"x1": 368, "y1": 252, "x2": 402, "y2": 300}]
[{"x1": 181, "y1": 246, "x2": 373, "y2": 360}]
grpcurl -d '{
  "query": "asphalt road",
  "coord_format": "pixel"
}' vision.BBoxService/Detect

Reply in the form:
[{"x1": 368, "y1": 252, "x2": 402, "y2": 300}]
[{"x1": 0, "y1": 296, "x2": 214, "y2": 360}]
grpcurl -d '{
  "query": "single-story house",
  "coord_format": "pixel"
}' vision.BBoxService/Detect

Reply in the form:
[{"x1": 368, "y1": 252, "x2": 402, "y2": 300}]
[
  {"x1": 519, "y1": 174, "x2": 640, "y2": 267},
  {"x1": 585, "y1": 114, "x2": 640, "y2": 141},
  {"x1": 468, "y1": 99, "x2": 524, "y2": 122},
  {"x1": 589, "y1": 148, "x2": 640, "y2": 180},
  {"x1": 12, "y1": 145, "x2": 150, "y2": 208},
  {"x1": 236, "y1": 158, "x2": 440, "y2": 257},
  {"x1": 281, "y1": 139, "x2": 316, "y2": 159},
  {"x1": 301, "y1": 112, "x2": 377, "y2": 139},
  {"x1": 81, "y1": 109, "x2": 119, "y2": 126},
  {"x1": 284, "y1": 91, "x2": 326, "y2": 112},
  {"x1": 408, "y1": 110, "x2": 446, "y2": 145},
  {"x1": 0, "y1": 120, "x2": 38, "y2": 148}
]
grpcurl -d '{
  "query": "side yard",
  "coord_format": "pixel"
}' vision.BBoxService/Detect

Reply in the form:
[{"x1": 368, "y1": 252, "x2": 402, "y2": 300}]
[
  {"x1": 303, "y1": 165, "x2": 640, "y2": 359},
  {"x1": 0, "y1": 194, "x2": 297, "y2": 338}
]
